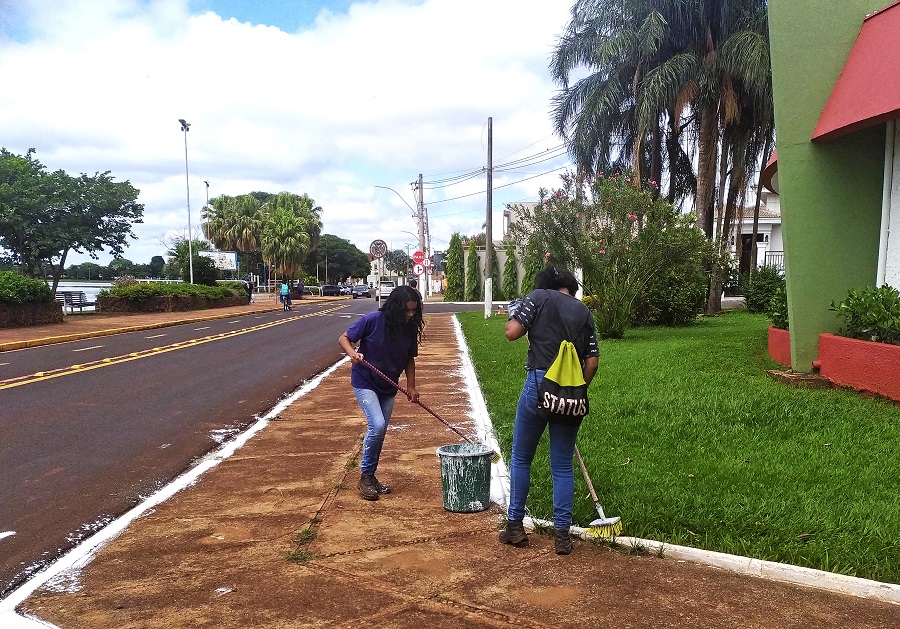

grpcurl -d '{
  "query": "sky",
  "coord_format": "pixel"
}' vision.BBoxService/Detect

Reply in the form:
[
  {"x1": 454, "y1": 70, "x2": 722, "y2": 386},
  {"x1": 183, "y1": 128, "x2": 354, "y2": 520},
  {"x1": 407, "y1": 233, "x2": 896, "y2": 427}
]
[{"x1": 0, "y1": 0, "x2": 576, "y2": 268}]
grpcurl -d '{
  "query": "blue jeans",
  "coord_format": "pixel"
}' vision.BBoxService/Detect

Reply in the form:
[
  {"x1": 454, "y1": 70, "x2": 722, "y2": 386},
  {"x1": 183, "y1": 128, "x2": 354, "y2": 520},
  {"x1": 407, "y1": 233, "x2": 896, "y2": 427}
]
[
  {"x1": 507, "y1": 369, "x2": 581, "y2": 531},
  {"x1": 353, "y1": 387, "x2": 396, "y2": 475}
]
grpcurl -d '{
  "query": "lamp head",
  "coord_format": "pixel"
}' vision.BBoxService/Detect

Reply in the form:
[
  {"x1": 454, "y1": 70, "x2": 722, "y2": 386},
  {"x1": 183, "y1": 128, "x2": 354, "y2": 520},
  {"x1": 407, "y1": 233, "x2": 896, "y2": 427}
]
[{"x1": 178, "y1": 119, "x2": 191, "y2": 131}]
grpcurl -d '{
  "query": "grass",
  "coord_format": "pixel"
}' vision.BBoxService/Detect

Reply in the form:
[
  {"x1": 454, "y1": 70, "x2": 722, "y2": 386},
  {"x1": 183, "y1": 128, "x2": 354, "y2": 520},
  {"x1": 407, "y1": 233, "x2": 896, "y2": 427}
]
[{"x1": 458, "y1": 310, "x2": 900, "y2": 583}]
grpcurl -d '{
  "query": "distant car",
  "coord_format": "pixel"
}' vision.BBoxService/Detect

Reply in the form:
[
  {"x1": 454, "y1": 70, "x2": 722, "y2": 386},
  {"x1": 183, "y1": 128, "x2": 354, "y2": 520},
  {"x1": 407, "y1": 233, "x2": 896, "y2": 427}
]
[
  {"x1": 340, "y1": 285, "x2": 352, "y2": 295},
  {"x1": 351, "y1": 285, "x2": 371, "y2": 298},
  {"x1": 320, "y1": 285, "x2": 342, "y2": 296},
  {"x1": 378, "y1": 281, "x2": 396, "y2": 298}
]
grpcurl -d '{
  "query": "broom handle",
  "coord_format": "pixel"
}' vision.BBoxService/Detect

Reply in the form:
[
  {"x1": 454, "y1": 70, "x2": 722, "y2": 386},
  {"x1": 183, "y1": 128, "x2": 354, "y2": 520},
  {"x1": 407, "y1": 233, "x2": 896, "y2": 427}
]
[
  {"x1": 574, "y1": 445, "x2": 600, "y2": 504},
  {"x1": 359, "y1": 358, "x2": 473, "y2": 444}
]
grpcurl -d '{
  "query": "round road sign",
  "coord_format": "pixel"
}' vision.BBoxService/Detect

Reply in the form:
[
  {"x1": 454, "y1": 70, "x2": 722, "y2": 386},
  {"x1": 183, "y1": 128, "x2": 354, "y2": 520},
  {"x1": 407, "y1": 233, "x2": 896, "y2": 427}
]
[
  {"x1": 369, "y1": 239, "x2": 388, "y2": 259},
  {"x1": 423, "y1": 258, "x2": 432, "y2": 267},
  {"x1": 412, "y1": 250, "x2": 425, "y2": 265},
  {"x1": 412, "y1": 263, "x2": 426, "y2": 276}
]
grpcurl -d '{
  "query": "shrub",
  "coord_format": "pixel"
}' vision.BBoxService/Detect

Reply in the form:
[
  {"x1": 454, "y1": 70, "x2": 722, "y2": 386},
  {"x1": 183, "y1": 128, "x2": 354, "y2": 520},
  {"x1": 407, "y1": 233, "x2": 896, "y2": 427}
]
[
  {"x1": 0, "y1": 271, "x2": 53, "y2": 303},
  {"x1": 630, "y1": 259, "x2": 708, "y2": 327},
  {"x1": 99, "y1": 282, "x2": 241, "y2": 302},
  {"x1": 767, "y1": 286, "x2": 789, "y2": 330},
  {"x1": 830, "y1": 284, "x2": 900, "y2": 345},
  {"x1": 112, "y1": 274, "x2": 138, "y2": 287},
  {"x1": 742, "y1": 265, "x2": 784, "y2": 313}
]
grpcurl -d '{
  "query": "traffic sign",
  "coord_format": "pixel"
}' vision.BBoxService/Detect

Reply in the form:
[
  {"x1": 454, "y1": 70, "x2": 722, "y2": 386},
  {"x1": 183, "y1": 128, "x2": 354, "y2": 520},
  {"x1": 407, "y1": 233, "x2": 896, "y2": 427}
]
[
  {"x1": 412, "y1": 263, "x2": 426, "y2": 276},
  {"x1": 369, "y1": 239, "x2": 388, "y2": 259},
  {"x1": 423, "y1": 258, "x2": 432, "y2": 267},
  {"x1": 412, "y1": 250, "x2": 425, "y2": 265}
]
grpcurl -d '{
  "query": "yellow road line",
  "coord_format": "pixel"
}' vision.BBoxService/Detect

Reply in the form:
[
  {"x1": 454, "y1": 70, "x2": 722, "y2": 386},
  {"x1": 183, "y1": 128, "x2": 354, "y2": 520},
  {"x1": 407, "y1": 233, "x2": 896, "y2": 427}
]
[{"x1": 0, "y1": 305, "x2": 347, "y2": 391}]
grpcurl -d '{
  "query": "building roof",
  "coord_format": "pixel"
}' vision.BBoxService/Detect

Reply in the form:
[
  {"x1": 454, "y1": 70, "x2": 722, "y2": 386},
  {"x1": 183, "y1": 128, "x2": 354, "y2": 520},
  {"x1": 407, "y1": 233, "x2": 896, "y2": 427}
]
[{"x1": 812, "y1": 1, "x2": 900, "y2": 142}]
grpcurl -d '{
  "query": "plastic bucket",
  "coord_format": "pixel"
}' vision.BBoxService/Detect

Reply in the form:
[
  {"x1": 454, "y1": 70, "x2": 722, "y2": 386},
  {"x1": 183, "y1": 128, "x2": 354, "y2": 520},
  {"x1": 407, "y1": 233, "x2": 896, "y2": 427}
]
[{"x1": 435, "y1": 443, "x2": 493, "y2": 513}]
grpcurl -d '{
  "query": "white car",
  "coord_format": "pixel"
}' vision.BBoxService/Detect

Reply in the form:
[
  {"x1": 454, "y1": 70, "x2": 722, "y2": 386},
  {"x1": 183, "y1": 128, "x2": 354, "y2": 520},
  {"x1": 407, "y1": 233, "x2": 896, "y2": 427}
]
[{"x1": 378, "y1": 281, "x2": 396, "y2": 299}]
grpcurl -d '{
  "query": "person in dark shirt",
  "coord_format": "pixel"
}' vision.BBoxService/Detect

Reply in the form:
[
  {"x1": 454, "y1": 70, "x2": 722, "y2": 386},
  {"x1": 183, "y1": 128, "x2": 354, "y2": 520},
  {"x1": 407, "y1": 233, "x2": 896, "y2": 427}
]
[
  {"x1": 338, "y1": 285, "x2": 424, "y2": 501},
  {"x1": 499, "y1": 266, "x2": 600, "y2": 555}
]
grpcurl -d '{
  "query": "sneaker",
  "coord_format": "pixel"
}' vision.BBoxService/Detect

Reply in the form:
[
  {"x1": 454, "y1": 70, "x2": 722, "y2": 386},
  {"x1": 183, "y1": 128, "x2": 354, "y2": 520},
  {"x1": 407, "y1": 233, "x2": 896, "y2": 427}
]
[
  {"x1": 371, "y1": 475, "x2": 391, "y2": 494},
  {"x1": 358, "y1": 474, "x2": 379, "y2": 501},
  {"x1": 498, "y1": 519, "x2": 528, "y2": 547},
  {"x1": 554, "y1": 527, "x2": 572, "y2": 555}
]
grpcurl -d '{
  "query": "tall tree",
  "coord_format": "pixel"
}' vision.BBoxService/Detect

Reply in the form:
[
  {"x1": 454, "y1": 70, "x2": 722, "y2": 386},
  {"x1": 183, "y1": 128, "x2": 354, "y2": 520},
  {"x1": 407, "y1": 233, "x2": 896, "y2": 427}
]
[
  {"x1": 0, "y1": 148, "x2": 144, "y2": 292},
  {"x1": 303, "y1": 234, "x2": 370, "y2": 284},
  {"x1": 443, "y1": 233, "x2": 465, "y2": 301},
  {"x1": 259, "y1": 206, "x2": 310, "y2": 280},
  {"x1": 464, "y1": 239, "x2": 481, "y2": 302},
  {"x1": 502, "y1": 243, "x2": 520, "y2": 299}
]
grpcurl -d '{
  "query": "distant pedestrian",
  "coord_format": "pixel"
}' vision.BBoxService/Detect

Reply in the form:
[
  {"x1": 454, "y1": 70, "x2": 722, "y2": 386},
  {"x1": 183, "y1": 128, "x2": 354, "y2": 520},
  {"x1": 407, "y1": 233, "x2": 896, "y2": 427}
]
[
  {"x1": 408, "y1": 278, "x2": 417, "y2": 290},
  {"x1": 280, "y1": 280, "x2": 292, "y2": 310},
  {"x1": 244, "y1": 280, "x2": 253, "y2": 303},
  {"x1": 338, "y1": 286, "x2": 424, "y2": 501},
  {"x1": 499, "y1": 266, "x2": 599, "y2": 555},
  {"x1": 296, "y1": 279, "x2": 305, "y2": 300}
]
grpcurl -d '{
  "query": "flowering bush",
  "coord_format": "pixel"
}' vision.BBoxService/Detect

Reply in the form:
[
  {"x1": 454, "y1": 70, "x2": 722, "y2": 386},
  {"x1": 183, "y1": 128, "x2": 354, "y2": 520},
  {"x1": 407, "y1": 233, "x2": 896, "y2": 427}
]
[
  {"x1": 830, "y1": 284, "x2": 900, "y2": 345},
  {"x1": 112, "y1": 274, "x2": 138, "y2": 287},
  {"x1": 509, "y1": 171, "x2": 711, "y2": 338}
]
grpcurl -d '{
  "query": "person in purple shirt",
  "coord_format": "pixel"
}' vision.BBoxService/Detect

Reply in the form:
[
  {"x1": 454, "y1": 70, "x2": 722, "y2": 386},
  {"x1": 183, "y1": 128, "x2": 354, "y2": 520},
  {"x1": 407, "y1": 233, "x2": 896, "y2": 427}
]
[{"x1": 338, "y1": 285, "x2": 424, "y2": 501}]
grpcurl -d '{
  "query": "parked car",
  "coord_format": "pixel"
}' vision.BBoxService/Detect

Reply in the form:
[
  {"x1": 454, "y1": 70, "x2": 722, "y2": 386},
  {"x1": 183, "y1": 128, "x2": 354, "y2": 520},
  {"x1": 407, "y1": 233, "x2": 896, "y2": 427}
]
[
  {"x1": 378, "y1": 280, "x2": 396, "y2": 299},
  {"x1": 320, "y1": 285, "x2": 342, "y2": 296},
  {"x1": 340, "y1": 284, "x2": 352, "y2": 295},
  {"x1": 351, "y1": 284, "x2": 371, "y2": 298}
]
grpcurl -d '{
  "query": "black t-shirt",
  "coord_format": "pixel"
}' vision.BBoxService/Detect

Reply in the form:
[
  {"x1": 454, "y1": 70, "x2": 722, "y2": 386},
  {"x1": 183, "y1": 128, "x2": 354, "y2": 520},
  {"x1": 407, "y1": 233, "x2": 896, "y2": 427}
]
[{"x1": 512, "y1": 288, "x2": 599, "y2": 370}]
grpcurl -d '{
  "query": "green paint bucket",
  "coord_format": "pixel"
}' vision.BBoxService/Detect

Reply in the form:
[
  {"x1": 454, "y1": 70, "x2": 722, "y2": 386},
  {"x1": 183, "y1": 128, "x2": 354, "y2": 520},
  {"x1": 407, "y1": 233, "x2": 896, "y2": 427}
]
[{"x1": 436, "y1": 443, "x2": 493, "y2": 513}]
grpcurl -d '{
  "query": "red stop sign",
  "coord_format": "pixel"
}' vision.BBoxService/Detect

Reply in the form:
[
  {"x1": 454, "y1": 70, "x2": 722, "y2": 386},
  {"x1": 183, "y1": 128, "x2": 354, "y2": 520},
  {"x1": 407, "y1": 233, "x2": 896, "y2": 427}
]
[{"x1": 412, "y1": 251, "x2": 425, "y2": 264}]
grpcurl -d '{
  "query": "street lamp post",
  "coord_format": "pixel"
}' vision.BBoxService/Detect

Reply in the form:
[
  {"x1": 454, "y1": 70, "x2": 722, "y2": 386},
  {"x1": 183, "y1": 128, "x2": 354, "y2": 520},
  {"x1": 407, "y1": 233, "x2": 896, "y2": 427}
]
[{"x1": 179, "y1": 118, "x2": 194, "y2": 284}]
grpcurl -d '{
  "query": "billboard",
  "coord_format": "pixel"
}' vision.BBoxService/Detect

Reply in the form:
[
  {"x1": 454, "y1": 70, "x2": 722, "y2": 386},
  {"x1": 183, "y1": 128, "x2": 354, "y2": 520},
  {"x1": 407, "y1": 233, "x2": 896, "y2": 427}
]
[{"x1": 198, "y1": 251, "x2": 238, "y2": 271}]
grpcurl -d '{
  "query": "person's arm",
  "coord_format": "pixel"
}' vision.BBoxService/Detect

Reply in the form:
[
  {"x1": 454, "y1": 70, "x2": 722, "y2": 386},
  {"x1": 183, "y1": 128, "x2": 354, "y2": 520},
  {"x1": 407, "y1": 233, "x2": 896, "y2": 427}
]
[
  {"x1": 338, "y1": 332, "x2": 363, "y2": 364},
  {"x1": 404, "y1": 356, "x2": 419, "y2": 402},
  {"x1": 583, "y1": 356, "x2": 599, "y2": 386},
  {"x1": 505, "y1": 317, "x2": 526, "y2": 341}
]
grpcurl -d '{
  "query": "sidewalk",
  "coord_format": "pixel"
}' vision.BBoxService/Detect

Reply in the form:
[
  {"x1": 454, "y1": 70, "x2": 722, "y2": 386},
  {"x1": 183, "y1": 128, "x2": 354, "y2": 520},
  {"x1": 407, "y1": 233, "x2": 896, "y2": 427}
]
[{"x1": 4, "y1": 312, "x2": 900, "y2": 627}]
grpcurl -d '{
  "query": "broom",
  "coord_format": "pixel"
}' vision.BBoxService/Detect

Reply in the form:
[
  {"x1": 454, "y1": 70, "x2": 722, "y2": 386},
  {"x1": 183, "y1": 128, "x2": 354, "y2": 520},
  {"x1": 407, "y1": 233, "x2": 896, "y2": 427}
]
[
  {"x1": 574, "y1": 445, "x2": 622, "y2": 538},
  {"x1": 358, "y1": 358, "x2": 482, "y2": 447}
]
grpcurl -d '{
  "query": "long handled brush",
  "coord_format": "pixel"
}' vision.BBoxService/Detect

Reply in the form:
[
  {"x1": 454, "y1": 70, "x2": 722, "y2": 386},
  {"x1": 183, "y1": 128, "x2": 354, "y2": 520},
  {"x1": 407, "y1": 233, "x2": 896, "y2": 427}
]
[
  {"x1": 359, "y1": 358, "x2": 473, "y2": 444},
  {"x1": 574, "y1": 445, "x2": 622, "y2": 538}
]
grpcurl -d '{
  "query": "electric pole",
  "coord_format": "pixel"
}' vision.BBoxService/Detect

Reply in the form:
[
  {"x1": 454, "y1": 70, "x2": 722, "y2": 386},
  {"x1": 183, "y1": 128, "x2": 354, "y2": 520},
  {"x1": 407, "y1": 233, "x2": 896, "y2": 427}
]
[
  {"x1": 485, "y1": 116, "x2": 493, "y2": 316},
  {"x1": 417, "y1": 173, "x2": 425, "y2": 254}
]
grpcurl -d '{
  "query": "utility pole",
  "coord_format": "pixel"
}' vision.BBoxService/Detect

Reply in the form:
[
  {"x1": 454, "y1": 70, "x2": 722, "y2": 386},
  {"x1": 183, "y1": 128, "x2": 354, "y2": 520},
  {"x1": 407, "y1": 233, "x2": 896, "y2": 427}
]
[
  {"x1": 485, "y1": 116, "x2": 493, "y2": 317},
  {"x1": 417, "y1": 173, "x2": 425, "y2": 254}
]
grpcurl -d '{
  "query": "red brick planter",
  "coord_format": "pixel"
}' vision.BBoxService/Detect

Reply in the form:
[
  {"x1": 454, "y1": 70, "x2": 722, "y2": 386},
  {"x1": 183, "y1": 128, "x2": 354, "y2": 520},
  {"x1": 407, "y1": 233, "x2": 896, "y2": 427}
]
[
  {"x1": 817, "y1": 333, "x2": 900, "y2": 402},
  {"x1": 767, "y1": 326, "x2": 791, "y2": 367},
  {"x1": 0, "y1": 301, "x2": 64, "y2": 328}
]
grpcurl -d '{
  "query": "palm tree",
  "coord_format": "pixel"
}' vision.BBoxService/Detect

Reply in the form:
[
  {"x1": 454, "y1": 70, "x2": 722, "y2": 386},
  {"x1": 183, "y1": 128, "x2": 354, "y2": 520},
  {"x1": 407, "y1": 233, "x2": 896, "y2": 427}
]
[
  {"x1": 551, "y1": 0, "x2": 774, "y2": 312},
  {"x1": 259, "y1": 207, "x2": 311, "y2": 279}
]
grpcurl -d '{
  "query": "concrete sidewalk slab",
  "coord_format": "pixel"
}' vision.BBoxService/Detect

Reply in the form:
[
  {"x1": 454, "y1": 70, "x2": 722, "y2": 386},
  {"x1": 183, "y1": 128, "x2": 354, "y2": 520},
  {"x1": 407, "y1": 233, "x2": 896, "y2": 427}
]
[{"x1": 8, "y1": 314, "x2": 900, "y2": 628}]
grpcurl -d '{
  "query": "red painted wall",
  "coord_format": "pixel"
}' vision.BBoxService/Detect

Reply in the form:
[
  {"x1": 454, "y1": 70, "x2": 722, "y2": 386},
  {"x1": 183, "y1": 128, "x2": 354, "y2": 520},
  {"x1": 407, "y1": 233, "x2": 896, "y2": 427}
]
[
  {"x1": 768, "y1": 326, "x2": 792, "y2": 367},
  {"x1": 818, "y1": 333, "x2": 900, "y2": 401}
]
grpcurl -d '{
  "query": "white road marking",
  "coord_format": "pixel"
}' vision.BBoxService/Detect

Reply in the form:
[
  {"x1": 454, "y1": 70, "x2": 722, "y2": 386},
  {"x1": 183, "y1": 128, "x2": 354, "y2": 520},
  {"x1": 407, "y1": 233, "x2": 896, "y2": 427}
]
[
  {"x1": 72, "y1": 346, "x2": 103, "y2": 352},
  {"x1": 0, "y1": 362, "x2": 9, "y2": 366},
  {"x1": 228, "y1": 320, "x2": 240, "y2": 324},
  {"x1": 0, "y1": 531, "x2": 15, "y2": 541},
  {"x1": 194, "y1": 326, "x2": 210, "y2": 331},
  {"x1": 145, "y1": 334, "x2": 167, "y2": 339}
]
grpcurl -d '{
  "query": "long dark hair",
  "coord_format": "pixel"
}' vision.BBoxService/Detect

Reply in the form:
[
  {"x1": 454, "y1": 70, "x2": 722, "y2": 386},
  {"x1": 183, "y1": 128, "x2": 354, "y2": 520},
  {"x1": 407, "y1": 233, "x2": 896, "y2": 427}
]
[{"x1": 380, "y1": 285, "x2": 424, "y2": 343}]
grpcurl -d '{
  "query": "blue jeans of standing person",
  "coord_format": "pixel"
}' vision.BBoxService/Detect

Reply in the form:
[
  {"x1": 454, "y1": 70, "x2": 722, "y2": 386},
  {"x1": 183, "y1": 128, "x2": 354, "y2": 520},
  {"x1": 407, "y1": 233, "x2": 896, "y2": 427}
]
[
  {"x1": 354, "y1": 387, "x2": 396, "y2": 475},
  {"x1": 507, "y1": 369, "x2": 581, "y2": 531}
]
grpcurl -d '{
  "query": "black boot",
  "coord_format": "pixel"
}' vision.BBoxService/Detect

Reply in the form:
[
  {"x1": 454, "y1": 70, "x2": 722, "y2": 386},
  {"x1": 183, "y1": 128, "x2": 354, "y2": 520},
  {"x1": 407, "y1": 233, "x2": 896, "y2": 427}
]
[
  {"x1": 358, "y1": 474, "x2": 379, "y2": 501},
  {"x1": 554, "y1": 527, "x2": 572, "y2": 555},
  {"x1": 499, "y1": 519, "x2": 528, "y2": 547},
  {"x1": 371, "y1": 475, "x2": 391, "y2": 494}
]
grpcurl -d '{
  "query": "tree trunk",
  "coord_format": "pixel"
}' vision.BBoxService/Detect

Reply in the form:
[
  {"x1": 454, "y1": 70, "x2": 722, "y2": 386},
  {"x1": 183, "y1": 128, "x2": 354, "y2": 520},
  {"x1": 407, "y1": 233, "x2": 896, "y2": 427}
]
[
  {"x1": 49, "y1": 249, "x2": 69, "y2": 294},
  {"x1": 650, "y1": 119, "x2": 662, "y2": 198},
  {"x1": 750, "y1": 135, "x2": 773, "y2": 278},
  {"x1": 695, "y1": 105, "x2": 719, "y2": 238},
  {"x1": 666, "y1": 110, "x2": 680, "y2": 203}
]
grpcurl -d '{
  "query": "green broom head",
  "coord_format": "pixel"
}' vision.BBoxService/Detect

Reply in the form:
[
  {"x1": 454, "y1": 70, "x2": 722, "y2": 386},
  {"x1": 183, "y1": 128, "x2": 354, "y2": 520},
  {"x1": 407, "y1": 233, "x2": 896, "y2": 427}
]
[{"x1": 587, "y1": 515, "x2": 622, "y2": 538}]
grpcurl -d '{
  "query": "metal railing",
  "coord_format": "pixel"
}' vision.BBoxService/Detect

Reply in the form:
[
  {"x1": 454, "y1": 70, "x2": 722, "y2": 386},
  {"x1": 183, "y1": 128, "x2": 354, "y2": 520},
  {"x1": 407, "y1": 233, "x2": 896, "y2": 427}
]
[{"x1": 764, "y1": 251, "x2": 784, "y2": 270}]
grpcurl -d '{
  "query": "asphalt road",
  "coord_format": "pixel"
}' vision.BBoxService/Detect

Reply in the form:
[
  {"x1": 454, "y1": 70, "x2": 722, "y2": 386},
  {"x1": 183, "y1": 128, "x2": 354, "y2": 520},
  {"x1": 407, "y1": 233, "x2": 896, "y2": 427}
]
[{"x1": 0, "y1": 296, "x2": 485, "y2": 598}]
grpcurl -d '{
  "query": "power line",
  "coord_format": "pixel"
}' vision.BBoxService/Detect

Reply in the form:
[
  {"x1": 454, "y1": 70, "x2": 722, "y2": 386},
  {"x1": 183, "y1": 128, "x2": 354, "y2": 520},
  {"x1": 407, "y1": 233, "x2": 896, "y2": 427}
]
[{"x1": 428, "y1": 163, "x2": 571, "y2": 207}]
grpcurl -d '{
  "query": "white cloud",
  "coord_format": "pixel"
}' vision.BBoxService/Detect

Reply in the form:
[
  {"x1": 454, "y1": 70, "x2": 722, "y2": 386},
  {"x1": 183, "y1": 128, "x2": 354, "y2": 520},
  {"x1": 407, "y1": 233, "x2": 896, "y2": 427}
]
[{"x1": 0, "y1": 0, "x2": 574, "y2": 265}]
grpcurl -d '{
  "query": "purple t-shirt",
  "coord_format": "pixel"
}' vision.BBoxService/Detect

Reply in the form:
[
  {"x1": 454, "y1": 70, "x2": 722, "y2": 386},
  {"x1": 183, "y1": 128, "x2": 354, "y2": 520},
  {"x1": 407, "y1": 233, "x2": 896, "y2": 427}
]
[{"x1": 346, "y1": 310, "x2": 418, "y2": 397}]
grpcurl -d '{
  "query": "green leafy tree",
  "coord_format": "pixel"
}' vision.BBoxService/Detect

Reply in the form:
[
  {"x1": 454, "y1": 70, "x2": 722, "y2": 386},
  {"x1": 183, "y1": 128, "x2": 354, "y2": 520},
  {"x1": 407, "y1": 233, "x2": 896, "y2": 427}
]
[
  {"x1": 510, "y1": 171, "x2": 711, "y2": 338},
  {"x1": 443, "y1": 233, "x2": 464, "y2": 301},
  {"x1": 484, "y1": 245, "x2": 502, "y2": 301},
  {"x1": 383, "y1": 249, "x2": 412, "y2": 279},
  {"x1": 0, "y1": 148, "x2": 143, "y2": 292},
  {"x1": 464, "y1": 239, "x2": 481, "y2": 302},
  {"x1": 502, "y1": 243, "x2": 520, "y2": 299},
  {"x1": 148, "y1": 255, "x2": 165, "y2": 278},
  {"x1": 303, "y1": 234, "x2": 370, "y2": 284},
  {"x1": 166, "y1": 237, "x2": 214, "y2": 283},
  {"x1": 520, "y1": 235, "x2": 543, "y2": 295},
  {"x1": 260, "y1": 206, "x2": 310, "y2": 280}
]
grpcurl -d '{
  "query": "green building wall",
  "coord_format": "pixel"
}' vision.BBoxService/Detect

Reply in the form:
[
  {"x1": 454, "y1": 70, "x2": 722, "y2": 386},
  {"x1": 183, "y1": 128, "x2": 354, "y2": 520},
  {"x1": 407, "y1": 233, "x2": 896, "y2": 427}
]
[{"x1": 768, "y1": 0, "x2": 887, "y2": 371}]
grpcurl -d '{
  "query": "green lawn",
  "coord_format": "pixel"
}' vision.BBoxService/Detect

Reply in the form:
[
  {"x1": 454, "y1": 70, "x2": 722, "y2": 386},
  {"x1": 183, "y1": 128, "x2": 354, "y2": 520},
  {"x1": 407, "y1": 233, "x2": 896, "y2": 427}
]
[{"x1": 457, "y1": 310, "x2": 900, "y2": 583}]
